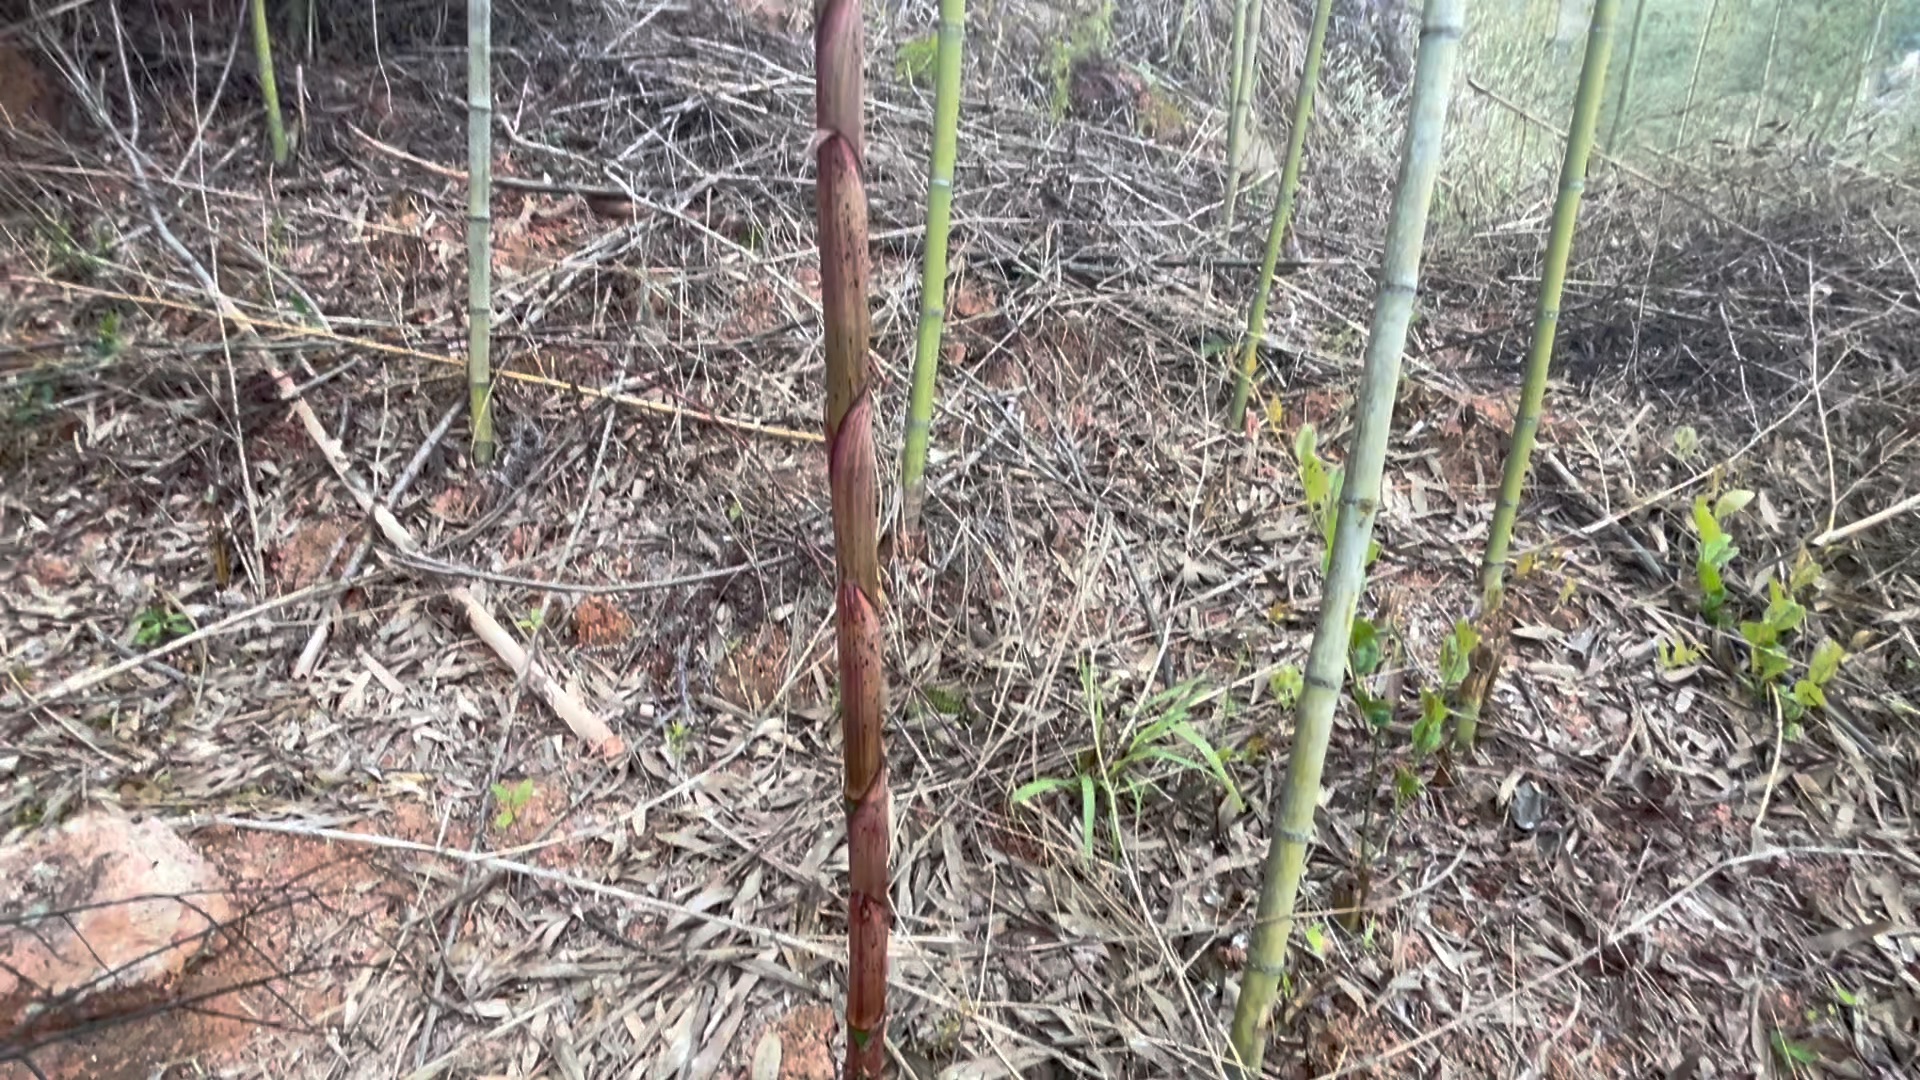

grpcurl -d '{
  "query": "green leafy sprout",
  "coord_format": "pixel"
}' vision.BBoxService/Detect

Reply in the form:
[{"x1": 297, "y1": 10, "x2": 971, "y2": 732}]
[
  {"x1": 1689, "y1": 488, "x2": 1752, "y2": 625},
  {"x1": 491, "y1": 778, "x2": 535, "y2": 831},
  {"x1": 665, "y1": 718, "x2": 692, "y2": 761},
  {"x1": 133, "y1": 605, "x2": 192, "y2": 647}
]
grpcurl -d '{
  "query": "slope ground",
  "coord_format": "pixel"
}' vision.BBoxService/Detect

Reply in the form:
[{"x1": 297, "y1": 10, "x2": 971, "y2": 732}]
[{"x1": 1, "y1": 2, "x2": 1917, "y2": 1078}]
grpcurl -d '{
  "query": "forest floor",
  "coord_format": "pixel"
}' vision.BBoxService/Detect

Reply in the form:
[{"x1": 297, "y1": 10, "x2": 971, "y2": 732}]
[{"x1": 2, "y1": 2, "x2": 1918, "y2": 1079}]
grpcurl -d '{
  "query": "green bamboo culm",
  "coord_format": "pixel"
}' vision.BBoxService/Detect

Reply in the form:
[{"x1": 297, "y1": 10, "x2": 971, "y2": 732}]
[
  {"x1": 899, "y1": 0, "x2": 967, "y2": 536},
  {"x1": 1224, "y1": 0, "x2": 1335, "y2": 432},
  {"x1": 1222, "y1": 0, "x2": 1254, "y2": 226},
  {"x1": 1461, "y1": 0, "x2": 1618, "y2": 752},
  {"x1": 249, "y1": 0, "x2": 288, "y2": 166},
  {"x1": 466, "y1": 0, "x2": 496, "y2": 466},
  {"x1": 1604, "y1": 0, "x2": 1645, "y2": 154},
  {"x1": 1226, "y1": 0, "x2": 1465, "y2": 1072}
]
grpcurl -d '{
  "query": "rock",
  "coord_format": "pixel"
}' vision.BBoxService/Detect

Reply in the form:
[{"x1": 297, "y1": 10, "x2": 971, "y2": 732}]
[
  {"x1": 771, "y1": 1004, "x2": 836, "y2": 1080},
  {"x1": 0, "y1": 811, "x2": 233, "y2": 1041}
]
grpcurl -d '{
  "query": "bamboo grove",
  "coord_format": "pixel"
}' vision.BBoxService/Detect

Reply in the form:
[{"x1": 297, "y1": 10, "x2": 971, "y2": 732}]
[{"x1": 352, "y1": 0, "x2": 1656, "y2": 1068}]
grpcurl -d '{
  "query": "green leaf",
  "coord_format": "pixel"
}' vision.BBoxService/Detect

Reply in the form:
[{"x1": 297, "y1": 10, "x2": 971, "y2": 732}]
[
  {"x1": 1438, "y1": 620, "x2": 1477, "y2": 689},
  {"x1": 1163, "y1": 720, "x2": 1245, "y2": 812},
  {"x1": 1393, "y1": 764, "x2": 1423, "y2": 803},
  {"x1": 1700, "y1": 588, "x2": 1726, "y2": 626},
  {"x1": 1713, "y1": 489, "x2": 1755, "y2": 521},
  {"x1": 1128, "y1": 746, "x2": 1209, "y2": 774},
  {"x1": 1293, "y1": 424, "x2": 1317, "y2": 469},
  {"x1": 1355, "y1": 687, "x2": 1392, "y2": 730},
  {"x1": 1410, "y1": 697, "x2": 1446, "y2": 759},
  {"x1": 1349, "y1": 619, "x2": 1382, "y2": 679},
  {"x1": 1740, "y1": 620, "x2": 1777, "y2": 651},
  {"x1": 1078, "y1": 774, "x2": 1097, "y2": 861},
  {"x1": 1763, "y1": 584, "x2": 1805, "y2": 634},
  {"x1": 1139, "y1": 677, "x2": 1205, "y2": 719},
  {"x1": 1790, "y1": 679, "x2": 1826, "y2": 710},
  {"x1": 1011, "y1": 776, "x2": 1080, "y2": 805},
  {"x1": 1303, "y1": 923, "x2": 1326, "y2": 956},
  {"x1": 1770, "y1": 1030, "x2": 1818, "y2": 1066},
  {"x1": 1268, "y1": 665, "x2": 1304, "y2": 708},
  {"x1": 1699, "y1": 534, "x2": 1736, "y2": 571},
  {"x1": 1691, "y1": 496, "x2": 1722, "y2": 544},
  {"x1": 895, "y1": 32, "x2": 939, "y2": 84},
  {"x1": 1755, "y1": 645, "x2": 1792, "y2": 684},
  {"x1": 1790, "y1": 553, "x2": 1824, "y2": 594},
  {"x1": 493, "y1": 810, "x2": 514, "y2": 831},
  {"x1": 1807, "y1": 639, "x2": 1845, "y2": 685}
]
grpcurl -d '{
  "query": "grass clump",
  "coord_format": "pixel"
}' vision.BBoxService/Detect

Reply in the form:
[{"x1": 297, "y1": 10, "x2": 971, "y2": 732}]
[{"x1": 1011, "y1": 659, "x2": 1242, "y2": 862}]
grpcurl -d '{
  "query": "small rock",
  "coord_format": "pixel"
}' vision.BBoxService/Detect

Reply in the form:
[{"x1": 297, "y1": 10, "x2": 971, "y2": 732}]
[
  {"x1": 772, "y1": 1004, "x2": 836, "y2": 1080},
  {"x1": 1509, "y1": 779, "x2": 1548, "y2": 832},
  {"x1": 0, "y1": 810, "x2": 233, "y2": 1040}
]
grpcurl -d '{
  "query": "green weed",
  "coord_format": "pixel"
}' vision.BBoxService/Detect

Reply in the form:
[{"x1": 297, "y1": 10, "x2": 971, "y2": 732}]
[
  {"x1": 132, "y1": 605, "x2": 192, "y2": 647},
  {"x1": 1670, "y1": 425, "x2": 1702, "y2": 461},
  {"x1": 1046, "y1": 1, "x2": 1115, "y2": 120},
  {"x1": 1657, "y1": 636, "x2": 1705, "y2": 670},
  {"x1": 1267, "y1": 664, "x2": 1303, "y2": 709},
  {"x1": 1683, "y1": 510, "x2": 1846, "y2": 726},
  {"x1": 896, "y1": 32, "x2": 938, "y2": 86},
  {"x1": 666, "y1": 718, "x2": 692, "y2": 761},
  {"x1": 490, "y1": 778, "x2": 535, "y2": 830},
  {"x1": 94, "y1": 310, "x2": 124, "y2": 359},
  {"x1": 1011, "y1": 659, "x2": 1242, "y2": 861},
  {"x1": 1689, "y1": 488, "x2": 1751, "y2": 624}
]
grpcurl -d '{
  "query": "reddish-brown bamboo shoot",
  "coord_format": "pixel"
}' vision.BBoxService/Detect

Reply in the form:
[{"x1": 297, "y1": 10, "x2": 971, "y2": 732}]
[{"x1": 815, "y1": 0, "x2": 889, "y2": 1074}]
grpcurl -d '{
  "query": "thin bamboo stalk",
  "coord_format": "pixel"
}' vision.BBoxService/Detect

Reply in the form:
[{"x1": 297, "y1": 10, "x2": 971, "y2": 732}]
[
  {"x1": 1227, "y1": 0, "x2": 1464, "y2": 1071},
  {"x1": 1225, "y1": 0, "x2": 1335, "y2": 431},
  {"x1": 1835, "y1": 0, "x2": 1891, "y2": 142},
  {"x1": 1604, "y1": 0, "x2": 1646, "y2": 153},
  {"x1": 1745, "y1": 0, "x2": 1784, "y2": 150},
  {"x1": 1223, "y1": 0, "x2": 1254, "y2": 226},
  {"x1": 467, "y1": 0, "x2": 495, "y2": 466},
  {"x1": 815, "y1": 0, "x2": 890, "y2": 1075},
  {"x1": 249, "y1": 0, "x2": 288, "y2": 166},
  {"x1": 1224, "y1": 0, "x2": 1266, "y2": 225},
  {"x1": 900, "y1": 0, "x2": 967, "y2": 536},
  {"x1": 1461, "y1": 0, "x2": 1619, "y2": 751},
  {"x1": 1672, "y1": 0, "x2": 1721, "y2": 150}
]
